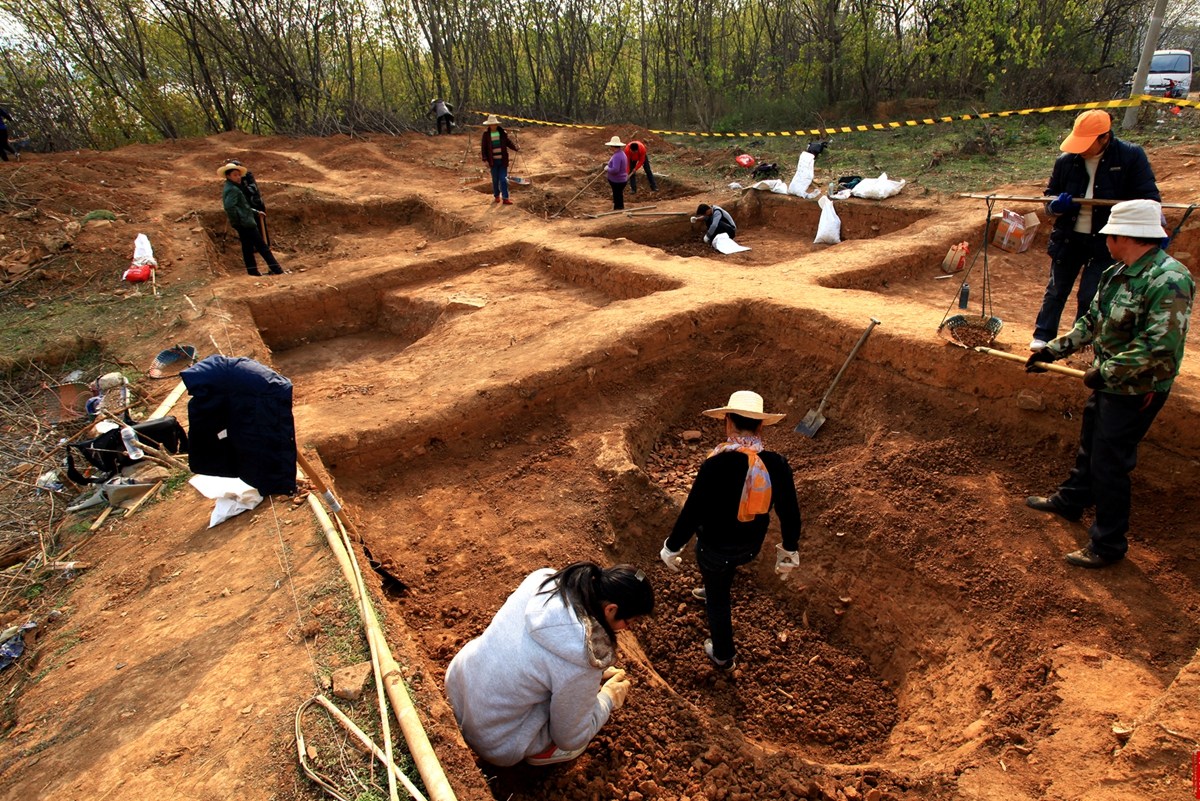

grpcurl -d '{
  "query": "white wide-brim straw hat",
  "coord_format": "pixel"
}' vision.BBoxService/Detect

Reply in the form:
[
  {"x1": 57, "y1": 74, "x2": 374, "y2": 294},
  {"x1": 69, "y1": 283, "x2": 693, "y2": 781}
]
[
  {"x1": 604, "y1": 136, "x2": 625, "y2": 147},
  {"x1": 702, "y1": 391, "x2": 786, "y2": 425},
  {"x1": 483, "y1": 114, "x2": 501, "y2": 126},
  {"x1": 217, "y1": 162, "x2": 244, "y2": 179},
  {"x1": 1098, "y1": 199, "x2": 1167, "y2": 239}
]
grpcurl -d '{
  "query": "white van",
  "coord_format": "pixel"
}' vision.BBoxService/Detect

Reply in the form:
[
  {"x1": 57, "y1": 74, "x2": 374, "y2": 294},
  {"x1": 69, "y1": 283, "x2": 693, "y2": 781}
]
[{"x1": 1142, "y1": 49, "x2": 1192, "y2": 98}]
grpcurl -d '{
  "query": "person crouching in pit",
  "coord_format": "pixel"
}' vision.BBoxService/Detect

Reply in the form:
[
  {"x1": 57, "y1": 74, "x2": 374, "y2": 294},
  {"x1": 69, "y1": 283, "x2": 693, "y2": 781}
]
[
  {"x1": 694, "y1": 203, "x2": 736, "y2": 248},
  {"x1": 444, "y1": 561, "x2": 654, "y2": 766}
]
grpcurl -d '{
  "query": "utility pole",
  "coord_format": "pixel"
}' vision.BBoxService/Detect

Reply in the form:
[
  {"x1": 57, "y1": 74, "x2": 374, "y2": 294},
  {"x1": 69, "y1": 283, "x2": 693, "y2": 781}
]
[{"x1": 1123, "y1": 0, "x2": 1170, "y2": 129}]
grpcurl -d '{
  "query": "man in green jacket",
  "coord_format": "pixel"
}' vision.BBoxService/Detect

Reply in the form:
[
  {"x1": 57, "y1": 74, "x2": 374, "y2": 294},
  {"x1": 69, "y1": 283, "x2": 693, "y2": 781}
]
[
  {"x1": 1025, "y1": 199, "x2": 1193, "y2": 568},
  {"x1": 219, "y1": 162, "x2": 284, "y2": 276}
]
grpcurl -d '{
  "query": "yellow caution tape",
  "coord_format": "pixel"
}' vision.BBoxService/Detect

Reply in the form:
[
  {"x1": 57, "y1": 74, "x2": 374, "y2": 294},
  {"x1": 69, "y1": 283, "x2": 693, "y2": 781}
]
[{"x1": 472, "y1": 95, "x2": 1193, "y2": 138}]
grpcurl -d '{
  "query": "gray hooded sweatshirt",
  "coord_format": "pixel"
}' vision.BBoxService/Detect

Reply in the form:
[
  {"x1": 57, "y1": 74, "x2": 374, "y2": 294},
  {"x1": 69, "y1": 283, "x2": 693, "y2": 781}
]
[{"x1": 444, "y1": 569, "x2": 617, "y2": 766}]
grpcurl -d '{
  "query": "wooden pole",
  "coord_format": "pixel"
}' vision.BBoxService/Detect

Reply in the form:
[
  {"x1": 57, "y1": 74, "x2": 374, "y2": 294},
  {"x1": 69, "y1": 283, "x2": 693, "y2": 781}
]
[
  {"x1": 974, "y1": 347, "x2": 1086, "y2": 378},
  {"x1": 958, "y1": 193, "x2": 1196, "y2": 210},
  {"x1": 296, "y1": 448, "x2": 360, "y2": 540},
  {"x1": 584, "y1": 204, "x2": 658, "y2": 219},
  {"x1": 311, "y1": 695, "x2": 428, "y2": 801},
  {"x1": 150, "y1": 380, "x2": 188, "y2": 420},
  {"x1": 551, "y1": 169, "x2": 605, "y2": 218}
]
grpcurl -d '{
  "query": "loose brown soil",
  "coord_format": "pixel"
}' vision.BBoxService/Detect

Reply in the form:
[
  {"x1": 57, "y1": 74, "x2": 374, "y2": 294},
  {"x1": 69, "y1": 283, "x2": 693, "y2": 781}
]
[{"x1": 1, "y1": 123, "x2": 1199, "y2": 801}]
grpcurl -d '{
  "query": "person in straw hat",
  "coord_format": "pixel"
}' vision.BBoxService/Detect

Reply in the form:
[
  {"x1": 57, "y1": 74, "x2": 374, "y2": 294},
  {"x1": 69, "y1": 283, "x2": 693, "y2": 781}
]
[
  {"x1": 480, "y1": 114, "x2": 519, "y2": 204},
  {"x1": 218, "y1": 162, "x2": 284, "y2": 276},
  {"x1": 659, "y1": 390, "x2": 802, "y2": 671},
  {"x1": 1029, "y1": 109, "x2": 1159, "y2": 353},
  {"x1": 1026, "y1": 199, "x2": 1193, "y2": 568},
  {"x1": 603, "y1": 135, "x2": 629, "y2": 211}
]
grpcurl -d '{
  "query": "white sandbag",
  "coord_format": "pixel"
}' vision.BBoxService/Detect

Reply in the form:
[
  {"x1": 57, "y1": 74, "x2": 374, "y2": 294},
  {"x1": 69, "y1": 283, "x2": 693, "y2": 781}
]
[
  {"x1": 712, "y1": 233, "x2": 751, "y2": 254},
  {"x1": 787, "y1": 152, "x2": 821, "y2": 198},
  {"x1": 189, "y1": 474, "x2": 263, "y2": 528},
  {"x1": 728, "y1": 182, "x2": 743, "y2": 190},
  {"x1": 813, "y1": 195, "x2": 842, "y2": 245},
  {"x1": 131, "y1": 233, "x2": 157, "y2": 267},
  {"x1": 851, "y1": 173, "x2": 906, "y2": 200},
  {"x1": 748, "y1": 179, "x2": 790, "y2": 194}
]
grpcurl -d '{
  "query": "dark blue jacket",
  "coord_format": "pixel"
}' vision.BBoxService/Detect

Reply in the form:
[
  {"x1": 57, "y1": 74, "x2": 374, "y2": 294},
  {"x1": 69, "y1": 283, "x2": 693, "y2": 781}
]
[
  {"x1": 1044, "y1": 137, "x2": 1160, "y2": 260},
  {"x1": 180, "y1": 356, "x2": 297, "y2": 496}
]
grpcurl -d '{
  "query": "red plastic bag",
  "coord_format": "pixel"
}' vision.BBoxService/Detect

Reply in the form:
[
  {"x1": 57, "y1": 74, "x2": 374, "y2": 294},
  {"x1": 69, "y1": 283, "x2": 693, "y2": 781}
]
[
  {"x1": 123, "y1": 264, "x2": 152, "y2": 283},
  {"x1": 735, "y1": 154, "x2": 755, "y2": 168}
]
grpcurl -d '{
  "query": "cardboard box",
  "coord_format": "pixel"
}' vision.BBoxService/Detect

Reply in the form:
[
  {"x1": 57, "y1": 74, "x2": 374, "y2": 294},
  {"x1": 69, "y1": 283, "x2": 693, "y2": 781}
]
[{"x1": 991, "y1": 209, "x2": 1040, "y2": 253}]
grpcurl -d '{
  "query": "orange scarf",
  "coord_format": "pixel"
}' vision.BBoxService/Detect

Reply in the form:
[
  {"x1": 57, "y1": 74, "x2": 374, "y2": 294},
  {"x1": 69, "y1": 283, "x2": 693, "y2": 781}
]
[{"x1": 709, "y1": 436, "x2": 772, "y2": 522}]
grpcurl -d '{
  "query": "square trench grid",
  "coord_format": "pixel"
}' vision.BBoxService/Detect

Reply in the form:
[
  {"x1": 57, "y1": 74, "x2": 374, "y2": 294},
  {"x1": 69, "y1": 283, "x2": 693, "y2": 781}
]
[
  {"x1": 587, "y1": 193, "x2": 930, "y2": 266},
  {"x1": 324, "y1": 318, "x2": 1200, "y2": 801},
  {"x1": 245, "y1": 246, "x2": 681, "y2": 407},
  {"x1": 200, "y1": 196, "x2": 471, "y2": 274}
]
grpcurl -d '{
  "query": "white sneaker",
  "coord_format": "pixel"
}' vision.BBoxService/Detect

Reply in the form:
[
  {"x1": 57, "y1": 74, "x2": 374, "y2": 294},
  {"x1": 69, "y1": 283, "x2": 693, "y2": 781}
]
[
  {"x1": 691, "y1": 587, "x2": 707, "y2": 601},
  {"x1": 526, "y1": 744, "x2": 587, "y2": 765},
  {"x1": 1029, "y1": 339, "x2": 1047, "y2": 352}
]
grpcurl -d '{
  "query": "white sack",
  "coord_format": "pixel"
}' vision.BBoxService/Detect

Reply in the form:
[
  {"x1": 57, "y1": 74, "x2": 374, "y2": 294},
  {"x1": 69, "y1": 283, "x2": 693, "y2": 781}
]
[
  {"x1": 728, "y1": 182, "x2": 744, "y2": 190},
  {"x1": 712, "y1": 232, "x2": 751, "y2": 254},
  {"x1": 851, "y1": 173, "x2": 906, "y2": 200},
  {"x1": 189, "y1": 474, "x2": 263, "y2": 528},
  {"x1": 131, "y1": 233, "x2": 157, "y2": 267},
  {"x1": 748, "y1": 179, "x2": 790, "y2": 194},
  {"x1": 814, "y1": 195, "x2": 842, "y2": 245},
  {"x1": 787, "y1": 152, "x2": 821, "y2": 198}
]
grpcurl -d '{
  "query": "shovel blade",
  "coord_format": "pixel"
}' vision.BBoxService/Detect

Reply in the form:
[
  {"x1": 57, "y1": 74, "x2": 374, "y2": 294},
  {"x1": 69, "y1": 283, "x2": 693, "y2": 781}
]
[{"x1": 794, "y1": 409, "x2": 825, "y2": 438}]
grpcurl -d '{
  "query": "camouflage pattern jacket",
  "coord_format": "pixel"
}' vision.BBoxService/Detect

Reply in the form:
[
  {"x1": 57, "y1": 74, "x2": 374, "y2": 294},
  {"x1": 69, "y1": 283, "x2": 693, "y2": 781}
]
[{"x1": 1047, "y1": 247, "x2": 1194, "y2": 394}]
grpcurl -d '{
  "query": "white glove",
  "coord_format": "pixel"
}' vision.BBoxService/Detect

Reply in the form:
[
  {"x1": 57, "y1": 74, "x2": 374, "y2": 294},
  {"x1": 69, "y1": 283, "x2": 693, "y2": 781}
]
[
  {"x1": 690, "y1": 216, "x2": 699, "y2": 223},
  {"x1": 774, "y1": 544, "x2": 800, "y2": 581},
  {"x1": 600, "y1": 669, "x2": 630, "y2": 709},
  {"x1": 660, "y1": 539, "x2": 682, "y2": 572},
  {"x1": 703, "y1": 235, "x2": 711, "y2": 244}
]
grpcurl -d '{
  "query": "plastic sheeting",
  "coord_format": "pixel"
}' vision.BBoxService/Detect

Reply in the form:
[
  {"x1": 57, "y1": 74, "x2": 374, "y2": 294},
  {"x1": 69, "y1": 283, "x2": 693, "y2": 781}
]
[
  {"x1": 189, "y1": 474, "x2": 263, "y2": 528},
  {"x1": 712, "y1": 233, "x2": 751, "y2": 254}
]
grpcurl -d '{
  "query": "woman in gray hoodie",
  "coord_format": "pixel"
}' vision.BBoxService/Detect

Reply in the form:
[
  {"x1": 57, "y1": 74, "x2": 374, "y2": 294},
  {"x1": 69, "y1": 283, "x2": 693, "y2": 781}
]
[{"x1": 445, "y1": 562, "x2": 654, "y2": 766}]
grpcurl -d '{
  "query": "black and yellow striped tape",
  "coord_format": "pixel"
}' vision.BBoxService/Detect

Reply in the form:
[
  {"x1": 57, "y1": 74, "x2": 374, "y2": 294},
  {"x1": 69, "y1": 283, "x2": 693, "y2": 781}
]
[{"x1": 473, "y1": 95, "x2": 1193, "y2": 138}]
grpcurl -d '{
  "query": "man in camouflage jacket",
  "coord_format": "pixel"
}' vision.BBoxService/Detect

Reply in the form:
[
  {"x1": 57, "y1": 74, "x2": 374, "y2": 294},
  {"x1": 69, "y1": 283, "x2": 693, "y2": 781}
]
[{"x1": 1024, "y1": 200, "x2": 1193, "y2": 568}]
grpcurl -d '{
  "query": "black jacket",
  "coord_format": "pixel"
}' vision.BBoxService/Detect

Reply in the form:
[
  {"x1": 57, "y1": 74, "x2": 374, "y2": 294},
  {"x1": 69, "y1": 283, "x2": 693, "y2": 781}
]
[
  {"x1": 180, "y1": 356, "x2": 296, "y2": 496},
  {"x1": 666, "y1": 449, "x2": 801, "y2": 570},
  {"x1": 1044, "y1": 137, "x2": 1160, "y2": 260},
  {"x1": 240, "y1": 171, "x2": 266, "y2": 213}
]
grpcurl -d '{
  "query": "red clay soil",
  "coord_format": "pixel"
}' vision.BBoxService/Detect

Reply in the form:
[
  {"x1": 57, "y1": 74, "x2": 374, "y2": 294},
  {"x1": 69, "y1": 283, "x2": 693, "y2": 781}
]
[{"x1": 1, "y1": 123, "x2": 1199, "y2": 801}]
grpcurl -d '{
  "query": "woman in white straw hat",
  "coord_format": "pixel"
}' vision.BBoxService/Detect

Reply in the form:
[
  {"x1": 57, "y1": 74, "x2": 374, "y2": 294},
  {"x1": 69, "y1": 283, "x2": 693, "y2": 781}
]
[
  {"x1": 1025, "y1": 199, "x2": 1193, "y2": 569},
  {"x1": 480, "y1": 114, "x2": 519, "y2": 204},
  {"x1": 218, "y1": 162, "x2": 284, "y2": 276},
  {"x1": 604, "y1": 135, "x2": 628, "y2": 211},
  {"x1": 659, "y1": 390, "x2": 802, "y2": 671}
]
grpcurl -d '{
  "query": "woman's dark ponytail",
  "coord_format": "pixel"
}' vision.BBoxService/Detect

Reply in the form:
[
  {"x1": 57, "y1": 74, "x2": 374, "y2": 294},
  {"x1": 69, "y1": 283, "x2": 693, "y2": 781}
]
[{"x1": 540, "y1": 561, "x2": 655, "y2": 640}]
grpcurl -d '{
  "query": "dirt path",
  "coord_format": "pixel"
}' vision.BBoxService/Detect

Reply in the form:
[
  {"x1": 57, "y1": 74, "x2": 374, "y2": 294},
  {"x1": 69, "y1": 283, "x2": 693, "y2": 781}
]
[{"x1": 1, "y1": 126, "x2": 1199, "y2": 801}]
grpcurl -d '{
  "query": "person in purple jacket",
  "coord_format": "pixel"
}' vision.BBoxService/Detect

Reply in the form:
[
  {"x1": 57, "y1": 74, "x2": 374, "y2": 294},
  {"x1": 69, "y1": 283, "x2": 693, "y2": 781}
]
[{"x1": 604, "y1": 136, "x2": 629, "y2": 211}]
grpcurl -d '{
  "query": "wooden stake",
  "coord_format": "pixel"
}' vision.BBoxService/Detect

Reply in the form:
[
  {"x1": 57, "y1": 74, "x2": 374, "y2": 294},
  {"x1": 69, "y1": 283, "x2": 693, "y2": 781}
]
[
  {"x1": 310, "y1": 696, "x2": 428, "y2": 801},
  {"x1": 89, "y1": 506, "x2": 112, "y2": 531},
  {"x1": 150, "y1": 380, "x2": 188, "y2": 420},
  {"x1": 123, "y1": 481, "x2": 163, "y2": 517},
  {"x1": 297, "y1": 448, "x2": 360, "y2": 540}
]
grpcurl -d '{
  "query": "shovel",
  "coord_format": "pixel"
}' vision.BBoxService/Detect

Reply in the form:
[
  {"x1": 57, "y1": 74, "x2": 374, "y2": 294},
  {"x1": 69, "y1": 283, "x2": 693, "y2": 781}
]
[{"x1": 795, "y1": 318, "x2": 881, "y2": 438}]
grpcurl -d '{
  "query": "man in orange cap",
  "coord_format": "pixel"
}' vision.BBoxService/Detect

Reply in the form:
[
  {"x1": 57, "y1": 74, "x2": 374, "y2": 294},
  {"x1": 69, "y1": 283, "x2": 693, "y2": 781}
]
[{"x1": 1029, "y1": 110, "x2": 1159, "y2": 352}]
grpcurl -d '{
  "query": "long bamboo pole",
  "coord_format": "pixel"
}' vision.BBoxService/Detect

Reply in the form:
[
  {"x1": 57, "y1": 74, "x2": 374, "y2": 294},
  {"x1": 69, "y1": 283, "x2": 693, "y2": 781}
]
[
  {"x1": 296, "y1": 448, "x2": 360, "y2": 539},
  {"x1": 150, "y1": 380, "x2": 188, "y2": 420},
  {"x1": 958, "y1": 193, "x2": 1196, "y2": 210},
  {"x1": 974, "y1": 347, "x2": 1086, "y2": 377},
  {"x1": 307, "y1": 495, "x2": 457, "y2": 801},
  {"x1": 311, "y1": 695, "x2": 428, "y2": 801}
]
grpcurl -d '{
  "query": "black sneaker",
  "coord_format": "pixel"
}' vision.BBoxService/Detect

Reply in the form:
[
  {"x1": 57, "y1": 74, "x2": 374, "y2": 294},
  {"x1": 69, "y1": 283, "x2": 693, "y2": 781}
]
[
  {"x1": 704, "y1": 639, "x2": 736, "y2": 672},
  {"x1": 1025, "y1": 496, "x2": 1082, "y2": 522},
  {"x1": 1065, "y1": 547, "x2": 1120, "y2": 569}
]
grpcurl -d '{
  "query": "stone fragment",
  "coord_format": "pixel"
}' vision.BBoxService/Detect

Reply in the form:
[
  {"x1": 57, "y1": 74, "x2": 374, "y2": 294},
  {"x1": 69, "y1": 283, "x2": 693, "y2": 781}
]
[
  {"x1": 680, "y1": 430, "x2": 702, "y2": 442},
  {"x1": 1017, "y1": 389, "x2": 1045, "y2": 411},
  {"x1": 332, "y1": 661, "x2": 374, "y2": 701},
  {"x1": 447, "y1": 295, "x2": 486, "y2": 311},
  {"x1": 866, "y1": 790, "x2": 882, "y2": 801},
  {"x1": 84, "y1": 219, "x2": 113, "y2": 229}
]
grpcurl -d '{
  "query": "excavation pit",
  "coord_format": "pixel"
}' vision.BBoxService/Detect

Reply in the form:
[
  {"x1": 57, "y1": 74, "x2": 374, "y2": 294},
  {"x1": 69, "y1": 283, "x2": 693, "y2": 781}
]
[
  {"x1": 589, "y1": 193, "x2": 932, "y2": 265},
  {"x1": 313, "y1": 312, "x2": 1200, "y2": 801}
]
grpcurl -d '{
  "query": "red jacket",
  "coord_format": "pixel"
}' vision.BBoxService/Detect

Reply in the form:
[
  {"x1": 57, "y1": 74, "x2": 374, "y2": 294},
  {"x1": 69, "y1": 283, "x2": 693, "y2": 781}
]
[
  {"x1": 623, "y1": 141, "x2": 647, "y2": 171},
  {"x1": 481, "y1": 128, "x2": 519, "y2": 168}
]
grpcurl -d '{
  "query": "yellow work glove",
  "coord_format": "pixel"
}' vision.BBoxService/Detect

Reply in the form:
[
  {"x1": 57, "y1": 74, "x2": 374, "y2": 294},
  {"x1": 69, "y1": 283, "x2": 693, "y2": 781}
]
[{"x1": 600, "y1": 668, "x2": 630, "y2": 709}]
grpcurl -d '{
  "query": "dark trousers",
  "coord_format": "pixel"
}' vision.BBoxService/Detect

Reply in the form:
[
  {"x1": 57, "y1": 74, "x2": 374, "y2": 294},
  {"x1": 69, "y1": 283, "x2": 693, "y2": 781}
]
[
  {"x1": 0, "y1": 128, "x2": 13, "y2": 161},
  {"x1": 699, "y1": 563, "x2": 738, "y2": 662},
  {"x1": 1033, "y1": 235, "x2": 1112, "y2": 342},
  {"x1": 708, "y1": 219, "x2": 737, "y2": 242},
  {"x1": 436, "y1": 114, "x2": 454, "y2": 134},
  {"x1": 489, "y1": 162, "x2": 509, "y2": 200},
  {"x1": 1051, "y1": 389, "x2": 1168, "y2": 559},
  {"x1": 628, "y1": 156, "x2": 658, "y2": 192},
  {"x1": 236, "y1": 224, "x2": 281, "y2": 275},
  {"x1": 609, "y1": 180, "x2": 626, "y2": 210}
]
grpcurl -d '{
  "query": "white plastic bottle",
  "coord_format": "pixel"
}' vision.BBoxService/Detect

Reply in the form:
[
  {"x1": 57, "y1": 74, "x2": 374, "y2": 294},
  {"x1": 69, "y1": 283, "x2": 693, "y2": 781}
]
[{"x1": 120, "y1": 427, "x2": 145, "y2": 460}]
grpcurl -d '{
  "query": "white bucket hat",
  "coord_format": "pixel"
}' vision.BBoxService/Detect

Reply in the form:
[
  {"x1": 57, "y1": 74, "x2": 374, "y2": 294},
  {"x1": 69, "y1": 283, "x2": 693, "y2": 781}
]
[
  {"x1": 604, "y1": 136, "x2": 625, "y2": 147},
  {"x1": 482, "y1": 114, "x2": 501, "y2": 126},
  {"x1": 1099, "y1": 199, "x2": 1167, "y2": 239},
  {"x1": 702, "y1": 391, "x2": 786, "y2": 425}
]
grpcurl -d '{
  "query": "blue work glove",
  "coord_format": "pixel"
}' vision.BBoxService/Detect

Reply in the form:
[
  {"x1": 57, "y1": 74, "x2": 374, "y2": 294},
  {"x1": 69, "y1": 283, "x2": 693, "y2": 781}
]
[{"x1": 1048, "y1": 192, "x2": 1080, "y2": 216}]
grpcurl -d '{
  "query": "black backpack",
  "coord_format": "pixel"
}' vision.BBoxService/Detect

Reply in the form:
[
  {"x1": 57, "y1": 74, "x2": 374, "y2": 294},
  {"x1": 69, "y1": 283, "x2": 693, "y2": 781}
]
[{"x1": 65, "y1": 417, "x2": 188, "y2": 485}]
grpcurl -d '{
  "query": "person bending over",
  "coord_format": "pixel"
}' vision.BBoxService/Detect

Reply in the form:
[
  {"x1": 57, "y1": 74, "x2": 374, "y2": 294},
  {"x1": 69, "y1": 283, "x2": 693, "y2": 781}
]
[
  {"x1": 695, "y1": 204, "x2": 736, "y2": 247},
  {"x1": 445, "y1": 561, "x2": 654, "y2": 766}
]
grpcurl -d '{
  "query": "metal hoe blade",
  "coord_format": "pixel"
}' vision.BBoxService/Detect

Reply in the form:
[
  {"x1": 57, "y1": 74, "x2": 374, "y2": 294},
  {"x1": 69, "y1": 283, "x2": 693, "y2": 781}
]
[{"x1": 795, "y1": 317, "x2": 881, "y2": 438}]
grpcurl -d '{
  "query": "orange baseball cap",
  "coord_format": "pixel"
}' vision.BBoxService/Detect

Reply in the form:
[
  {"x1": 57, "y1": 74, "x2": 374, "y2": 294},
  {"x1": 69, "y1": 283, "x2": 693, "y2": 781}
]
[{"x1": 1060, "y1": 110, "x2": 1112, "y2": 154}]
